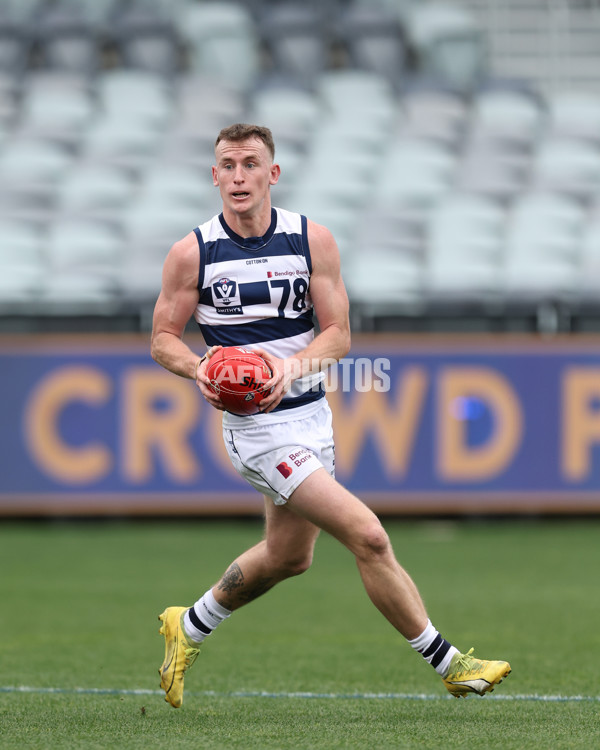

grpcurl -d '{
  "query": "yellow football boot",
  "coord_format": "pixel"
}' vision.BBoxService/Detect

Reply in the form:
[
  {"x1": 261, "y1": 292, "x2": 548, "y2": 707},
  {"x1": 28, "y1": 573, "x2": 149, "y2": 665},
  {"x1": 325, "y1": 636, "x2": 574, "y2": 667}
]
[
  {"x1": 158, "y1": 606, "x2": 200, "y2": 708},
  {"x1": 442, "y1": 648, "x2": 511, "y2": 698}
]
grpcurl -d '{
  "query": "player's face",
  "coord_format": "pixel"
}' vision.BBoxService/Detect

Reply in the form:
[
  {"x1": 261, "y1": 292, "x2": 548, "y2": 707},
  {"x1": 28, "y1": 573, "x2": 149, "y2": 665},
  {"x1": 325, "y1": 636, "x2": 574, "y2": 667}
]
[{"x1": 212, "y1": 137, "x2": 280, "y2": 218}]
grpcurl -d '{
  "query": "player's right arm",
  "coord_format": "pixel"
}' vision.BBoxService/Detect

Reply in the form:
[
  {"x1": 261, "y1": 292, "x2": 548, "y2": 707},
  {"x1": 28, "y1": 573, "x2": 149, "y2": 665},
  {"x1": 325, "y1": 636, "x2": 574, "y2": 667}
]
[{"x1": 150, "y1": 233, "x2": 222, "y2": 407}]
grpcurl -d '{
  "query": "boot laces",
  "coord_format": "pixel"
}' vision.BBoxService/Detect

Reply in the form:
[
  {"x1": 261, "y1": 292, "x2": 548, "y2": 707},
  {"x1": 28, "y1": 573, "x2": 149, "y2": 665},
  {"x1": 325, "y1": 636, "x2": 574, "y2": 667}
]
[
  {"x1": 184, "y1": 646, "x2": 200, "y2": 669},
  {"x1": 452, "y1": 648, "x2": 485, "y2": 677}
]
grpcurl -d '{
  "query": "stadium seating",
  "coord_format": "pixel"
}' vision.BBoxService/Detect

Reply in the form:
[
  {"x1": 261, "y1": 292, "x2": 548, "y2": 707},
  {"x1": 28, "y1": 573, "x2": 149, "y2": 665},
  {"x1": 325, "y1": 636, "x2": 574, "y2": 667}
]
[
  {"x1": 0, "y1": 218, "x2": 44, "y2": 304},
  {"x1": 138, "y1": 162, "x2": 213, "y2": 210},
  {"x1": 504, "y1": 192, "x2": 586, "y2": 303},
  {"x1": 120, "y1": 195, "x2": 203, "y2": 302},
  {"x1": 343, "y1": 208, "x2": 427, "y2": 319},
  {"x1": 167, "y1": 74, "x2": 246, "y2": 168},
  {"x1": 0, "y1": 71, "x2": 18, "y2": 128},
  {"x1": 426, "y1": 192, "x2": 506, "y2": 302},
  {"x1": 316, "y1": 69, "x2": 396, "y2": 121},
  {"x1": 19, "y1": 73, "x2": 95, "y2": 146},
  {"x1": 2, "y1": 0, "x2": 600, "y2": 332},
  {"x1": 456, "y1": 136, "x2": 531, "y2": 200},
  {"x1": 176, "y1": 2, "x2": 261, "y2": 91},
  {"x1": 579, "y1": 208, "x2": 600, "y2": 301},
  {"x1": 80, "y1": 118, "x2": 166, "y2": 174},
  {"x1": 546, "y1": 90, "x2": 600, "y2": 143},
  {"x1": 532, "y1": 137, "x2": 600, "y2": 201},
  {"x1": 337, "y1": 3, "x2": 408, "y2": 86},
  {"x1": 372, "y1": 136, "x2": 458, "y2": 211},
  {"x1": 96, "y1": 69, "x2": 173, "y2": 128},
  {"x1": 404, "y1": 1, "x2": 488, "y2": 92},
  {"x1": 249, "y1": 84, "x2": 322, "y2": 150},
  {"x1": 35, "y1": 5, "x2": 102, "y2": 76},
  {"x1": 469, "y1": 86, "x2": 545, "y2": 150},
  {"x1": 55, "y1": 164, "x2": 137, "y2": 223},
  {"x1": 51, "y1": 0, "x2": 118, "y2": 31},
  {"x1": 456, "y1": 85, "x2": 543, "y2": 199},
  {"x1": 259, "y1": 4, "x2": 332, "y2": 86},
  {"x1": 113, "y1": 5, "x2": 182, "y2": 76},
  {"x1": 396, "y1": 82, "x2": 469, "y2": 147},
  {"x1": 0, "y1": 136, "x2": 74, "y2": 202},
  {"x1": 40, "y1": 217, "x2": 124, "y2": 308},
  {"x1": 0, "y1": 12, "x2": 34, "y2": 76}
]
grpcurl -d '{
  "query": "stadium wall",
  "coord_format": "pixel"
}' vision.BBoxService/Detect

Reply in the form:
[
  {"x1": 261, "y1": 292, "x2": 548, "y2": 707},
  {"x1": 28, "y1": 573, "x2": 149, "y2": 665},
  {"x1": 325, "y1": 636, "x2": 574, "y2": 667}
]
[{"x1": 2, "y1": 333, "x2": 600, "y2": 516}]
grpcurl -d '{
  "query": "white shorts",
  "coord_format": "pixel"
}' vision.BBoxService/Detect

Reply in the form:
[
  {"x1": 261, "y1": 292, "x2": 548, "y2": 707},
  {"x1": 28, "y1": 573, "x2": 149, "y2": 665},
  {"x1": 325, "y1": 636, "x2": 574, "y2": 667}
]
[{"x1": 223, "y1": 399, "x2": 335, "y2": 505}]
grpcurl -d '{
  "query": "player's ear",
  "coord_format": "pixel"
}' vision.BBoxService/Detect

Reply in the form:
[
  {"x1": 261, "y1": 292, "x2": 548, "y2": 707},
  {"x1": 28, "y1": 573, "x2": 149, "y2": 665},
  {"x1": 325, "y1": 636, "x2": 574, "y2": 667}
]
[
  {"x1": 212, "y1": 165, "x2": 219, "y2": 186},
  {"x1": 269, "y1": 163, "x2": 281, "y2": 185}
]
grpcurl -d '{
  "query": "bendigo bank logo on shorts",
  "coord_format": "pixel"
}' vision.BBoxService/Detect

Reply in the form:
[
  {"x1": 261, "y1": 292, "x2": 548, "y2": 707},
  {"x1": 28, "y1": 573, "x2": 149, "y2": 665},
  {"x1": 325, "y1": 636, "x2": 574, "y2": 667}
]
[
  {"x1": 276, "y1": 461, "x2": 293, "y2": 478},
  {"x1": 276, "y1": 448, "x2": 313, "y2": 478}
]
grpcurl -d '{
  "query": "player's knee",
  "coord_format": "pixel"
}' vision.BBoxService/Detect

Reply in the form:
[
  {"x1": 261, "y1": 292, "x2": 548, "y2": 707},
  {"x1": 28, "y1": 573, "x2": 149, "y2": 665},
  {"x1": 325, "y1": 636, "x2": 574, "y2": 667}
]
[
  {"x1": 274, "y1": 549, "x2": 313, "y2": 579},
  {"x1": 356, "y1": 521, "x2": 391, "y2": 560}
]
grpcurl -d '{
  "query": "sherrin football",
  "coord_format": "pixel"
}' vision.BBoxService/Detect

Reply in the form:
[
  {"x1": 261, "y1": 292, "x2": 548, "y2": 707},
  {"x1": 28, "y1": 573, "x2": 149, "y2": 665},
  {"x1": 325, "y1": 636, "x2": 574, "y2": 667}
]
[{"x1": 205, "y1": 346, "x2": 274, "y2": 415}]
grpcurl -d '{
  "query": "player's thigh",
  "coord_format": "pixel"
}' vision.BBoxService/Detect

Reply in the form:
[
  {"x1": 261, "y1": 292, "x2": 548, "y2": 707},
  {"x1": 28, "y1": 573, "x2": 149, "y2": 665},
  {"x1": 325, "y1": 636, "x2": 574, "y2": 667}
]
[
  {"x1": 286, "y1": 469, "x2": 383, "y2": 555},
  {"x1": 262, "y1": 494, "x2": 321, "y2": 568}
]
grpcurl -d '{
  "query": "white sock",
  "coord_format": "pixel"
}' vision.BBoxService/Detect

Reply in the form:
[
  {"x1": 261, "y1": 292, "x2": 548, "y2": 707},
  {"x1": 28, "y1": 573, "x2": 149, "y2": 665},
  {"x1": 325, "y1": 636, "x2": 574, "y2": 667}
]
[
  {"x1": 183, "y1": 589, "x2": 232, "y2": 644},
  {"x1": 408, "y1": 619, "x2": 459, "y2": 677}
]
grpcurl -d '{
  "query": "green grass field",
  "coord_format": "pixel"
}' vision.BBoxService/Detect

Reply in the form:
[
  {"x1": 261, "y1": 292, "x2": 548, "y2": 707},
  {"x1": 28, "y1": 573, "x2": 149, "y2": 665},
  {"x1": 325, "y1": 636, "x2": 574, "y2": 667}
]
[{"x1": 1, "y1": 518, "x2": 599, "y2": 749}]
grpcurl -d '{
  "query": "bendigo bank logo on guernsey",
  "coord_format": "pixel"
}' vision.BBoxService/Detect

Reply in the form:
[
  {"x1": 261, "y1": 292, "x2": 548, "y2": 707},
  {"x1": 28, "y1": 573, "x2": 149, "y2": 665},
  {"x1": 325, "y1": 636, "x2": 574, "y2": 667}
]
[{"x1": 267, "y1": 270, "x2": 302, "y2": 278}]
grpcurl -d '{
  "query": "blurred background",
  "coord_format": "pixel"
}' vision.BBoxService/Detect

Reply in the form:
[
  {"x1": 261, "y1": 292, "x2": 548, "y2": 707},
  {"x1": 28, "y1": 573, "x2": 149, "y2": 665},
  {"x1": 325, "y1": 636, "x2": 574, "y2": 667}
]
[{"x1": 2, "y1": 0, "x2": 600, "y2": 516}]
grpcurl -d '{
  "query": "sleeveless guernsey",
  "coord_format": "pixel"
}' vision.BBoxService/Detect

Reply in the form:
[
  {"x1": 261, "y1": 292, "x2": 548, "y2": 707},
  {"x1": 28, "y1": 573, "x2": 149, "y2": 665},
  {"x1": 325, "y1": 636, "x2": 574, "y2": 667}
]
[{"x1": 193, "y1": 206, "x2": 325, "y2": 423}]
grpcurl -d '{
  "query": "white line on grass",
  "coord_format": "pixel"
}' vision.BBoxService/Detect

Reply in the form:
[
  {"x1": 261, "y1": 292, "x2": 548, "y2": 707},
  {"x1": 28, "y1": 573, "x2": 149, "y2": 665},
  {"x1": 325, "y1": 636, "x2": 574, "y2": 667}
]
[{"x1": 1, "y1": 686, "x2": 599, "y2": 703}]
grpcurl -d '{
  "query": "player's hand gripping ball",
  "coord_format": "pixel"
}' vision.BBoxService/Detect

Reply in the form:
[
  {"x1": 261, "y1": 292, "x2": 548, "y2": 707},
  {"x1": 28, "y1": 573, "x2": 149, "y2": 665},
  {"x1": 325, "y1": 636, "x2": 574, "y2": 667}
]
[{"x1": 205, "y1": 346, "x2": 274, "y2": 415}]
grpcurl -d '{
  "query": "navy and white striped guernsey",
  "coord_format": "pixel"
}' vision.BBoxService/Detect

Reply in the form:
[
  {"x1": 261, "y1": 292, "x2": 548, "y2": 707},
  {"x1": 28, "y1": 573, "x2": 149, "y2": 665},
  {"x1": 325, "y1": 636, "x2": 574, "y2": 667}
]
[{"x1": 193, "y1": 206, "x2": 325, "y2": 421}]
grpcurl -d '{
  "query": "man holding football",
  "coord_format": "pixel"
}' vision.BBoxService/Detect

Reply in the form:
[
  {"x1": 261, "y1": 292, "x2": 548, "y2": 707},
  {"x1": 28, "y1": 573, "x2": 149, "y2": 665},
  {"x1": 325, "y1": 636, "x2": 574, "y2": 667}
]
[{"x1": 151, "y1": 123, "x2": 511, "y2": 708}]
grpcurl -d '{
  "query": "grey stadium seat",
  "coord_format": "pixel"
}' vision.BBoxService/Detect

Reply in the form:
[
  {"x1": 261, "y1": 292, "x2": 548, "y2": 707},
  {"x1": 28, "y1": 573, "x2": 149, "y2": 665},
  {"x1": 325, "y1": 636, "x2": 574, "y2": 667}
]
[
  {"x1": 504, "y1": 192, "x2": 586, "y2": 303},
  {"x1": 259, "y1": 3, "x2": 332, "y2": 86},
  {"x1": 176, "y1": 2, "x2": 261, "y2": 92},
  {"x1": 0, "y1": 219, "x2": 44, "y2": 304},
  {"x1": 40, "y1": 218, "x2": 125, "y2": 308},
  {"x1": 113, "y1": 5, "x2": 182, "y2": 76},
  {"x1": 35, "y1": 6, "x2": 102, "y2": 76},
  {"x1": 338, "y1": 3, "x2": 408, "y2": 87},
  {"x1": 0, "y1": 12, "x2": 33, "y2": 76},
  {"x1": 426, "y1": 192, "x2": 506, "y2": 303},
  {"x1": 405, "y1": 1, "x2": 488, "y2": 93}
]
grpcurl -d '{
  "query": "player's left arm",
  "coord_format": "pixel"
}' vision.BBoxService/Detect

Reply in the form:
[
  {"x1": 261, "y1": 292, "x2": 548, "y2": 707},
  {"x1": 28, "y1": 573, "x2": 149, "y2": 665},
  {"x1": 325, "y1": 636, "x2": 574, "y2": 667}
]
[
  {"x1": 258, "y1": 219, "x2": 351, "y2": 410},
  {"x1": 299, "y1": 219, "x2": 351, "y2": 366}
]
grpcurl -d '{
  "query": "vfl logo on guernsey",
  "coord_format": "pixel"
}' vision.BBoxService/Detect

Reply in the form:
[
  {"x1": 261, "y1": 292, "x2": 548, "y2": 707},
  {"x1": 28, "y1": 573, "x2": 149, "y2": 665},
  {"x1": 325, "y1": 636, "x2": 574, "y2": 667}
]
[
  {"x1": 213, "y1": 277, "x2": 242, "y2": 315},
  {"x1": 214, "y1": 278, "x2": 237, "y2": 304}
]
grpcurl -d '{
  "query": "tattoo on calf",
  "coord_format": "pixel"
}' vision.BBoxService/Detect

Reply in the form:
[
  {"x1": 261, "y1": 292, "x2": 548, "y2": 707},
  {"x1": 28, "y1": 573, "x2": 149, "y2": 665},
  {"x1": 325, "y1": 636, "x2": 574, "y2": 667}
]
[
  {"x1": 217, "y1": 563, "x2": 275, "y2": 605},
  {"x1": 218, "y1": 562, "x2": 245, "y2": 594}
]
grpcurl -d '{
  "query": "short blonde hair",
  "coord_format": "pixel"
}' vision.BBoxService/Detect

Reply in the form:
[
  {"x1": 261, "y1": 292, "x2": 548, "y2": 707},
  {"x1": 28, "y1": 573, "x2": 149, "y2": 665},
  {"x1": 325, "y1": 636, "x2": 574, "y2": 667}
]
[{"x1": 215, "y1": 123, "x2": 275, "y2": 161}]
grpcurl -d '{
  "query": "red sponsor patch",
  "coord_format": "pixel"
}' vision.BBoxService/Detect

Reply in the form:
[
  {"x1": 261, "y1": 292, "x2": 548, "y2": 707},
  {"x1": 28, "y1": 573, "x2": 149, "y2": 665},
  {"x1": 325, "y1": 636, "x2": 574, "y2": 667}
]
[{"x1": 276, "y1": 461, "x2": 293, "y2": 479}]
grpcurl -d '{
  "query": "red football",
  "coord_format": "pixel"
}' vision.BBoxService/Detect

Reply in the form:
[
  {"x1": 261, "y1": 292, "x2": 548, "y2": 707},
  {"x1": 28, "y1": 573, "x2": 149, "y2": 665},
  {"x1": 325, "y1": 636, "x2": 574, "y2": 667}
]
[{"x1": 205, "y1": 346, "x2": 274, "y2": 415}]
